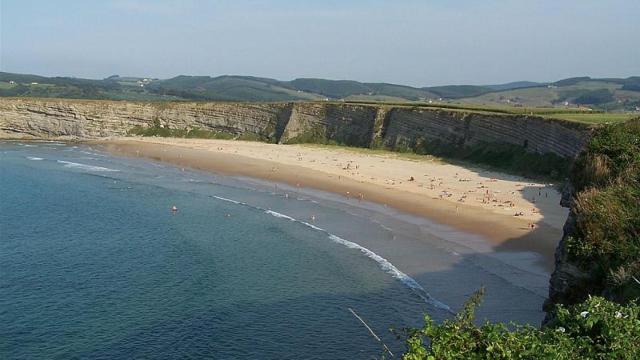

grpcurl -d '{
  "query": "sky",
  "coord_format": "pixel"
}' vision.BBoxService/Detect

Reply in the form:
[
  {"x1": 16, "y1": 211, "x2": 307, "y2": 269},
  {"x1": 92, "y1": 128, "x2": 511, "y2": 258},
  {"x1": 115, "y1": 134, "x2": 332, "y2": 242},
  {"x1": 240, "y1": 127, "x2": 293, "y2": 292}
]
[{"x1": 0, "y1": 0, "x2": 638, "y2": 86}]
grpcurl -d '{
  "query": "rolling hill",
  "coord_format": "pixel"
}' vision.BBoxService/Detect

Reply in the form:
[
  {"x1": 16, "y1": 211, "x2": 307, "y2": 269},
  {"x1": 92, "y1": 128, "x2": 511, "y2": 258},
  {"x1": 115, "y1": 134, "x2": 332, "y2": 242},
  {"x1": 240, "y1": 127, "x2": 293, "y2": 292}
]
[
  {"x1": 460, "y1": 77, "x2": 640, "y2": 110},
  {"x1": 0, "y1": 72, "x2": 638, "y2": 111}
]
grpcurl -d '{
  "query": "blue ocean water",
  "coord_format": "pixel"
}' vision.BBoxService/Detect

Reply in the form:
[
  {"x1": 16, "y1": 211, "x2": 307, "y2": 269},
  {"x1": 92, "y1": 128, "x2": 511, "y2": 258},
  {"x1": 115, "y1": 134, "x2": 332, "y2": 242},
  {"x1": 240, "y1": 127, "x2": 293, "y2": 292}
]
[{"x1": 0, "y1": 141, "x2": 444, "y2": 359}]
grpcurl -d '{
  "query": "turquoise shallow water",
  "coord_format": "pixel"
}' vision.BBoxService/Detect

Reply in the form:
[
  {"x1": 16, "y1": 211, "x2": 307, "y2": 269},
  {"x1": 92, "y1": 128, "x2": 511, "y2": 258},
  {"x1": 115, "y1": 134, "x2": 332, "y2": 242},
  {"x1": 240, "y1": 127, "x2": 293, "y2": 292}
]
[{"x1": 0, "y1": 141, "x2": 442, "y2": 359}]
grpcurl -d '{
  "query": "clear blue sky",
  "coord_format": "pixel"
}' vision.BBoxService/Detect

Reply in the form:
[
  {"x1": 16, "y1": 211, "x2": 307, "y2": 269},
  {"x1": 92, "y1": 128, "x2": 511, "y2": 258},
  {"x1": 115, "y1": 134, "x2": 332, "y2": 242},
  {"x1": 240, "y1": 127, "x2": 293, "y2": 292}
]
[{"x1": 1, "y1": 0, "x2": 638, "y2": 86}]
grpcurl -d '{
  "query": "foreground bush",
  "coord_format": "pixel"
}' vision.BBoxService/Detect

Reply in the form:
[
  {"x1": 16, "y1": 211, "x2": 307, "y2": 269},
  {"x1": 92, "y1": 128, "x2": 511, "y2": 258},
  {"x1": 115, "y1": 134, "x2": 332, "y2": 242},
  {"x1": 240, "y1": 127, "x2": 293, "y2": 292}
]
[{"x1": 402, "y1": 291, "x2": 640, "y2": 359}]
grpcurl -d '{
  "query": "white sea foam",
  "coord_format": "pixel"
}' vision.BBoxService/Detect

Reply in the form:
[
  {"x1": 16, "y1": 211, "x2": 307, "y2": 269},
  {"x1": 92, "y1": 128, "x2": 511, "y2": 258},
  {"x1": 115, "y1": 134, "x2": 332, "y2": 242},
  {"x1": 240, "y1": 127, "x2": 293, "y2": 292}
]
[
  {"x1": 57, "y1": 160, "x2": 119, "y2": 172},
  {"x1": 264, "y1": 210, "x2": 296, "y2": 221},
  {"x1": 300, "y1": 221, "x2": 324, "y2": 231},
  {"x1": 212, "y1": 195, "x2": 245, "y2": 205},
  {"x1": 27, "y1": 157, "x2": 44, "y2": 161}
]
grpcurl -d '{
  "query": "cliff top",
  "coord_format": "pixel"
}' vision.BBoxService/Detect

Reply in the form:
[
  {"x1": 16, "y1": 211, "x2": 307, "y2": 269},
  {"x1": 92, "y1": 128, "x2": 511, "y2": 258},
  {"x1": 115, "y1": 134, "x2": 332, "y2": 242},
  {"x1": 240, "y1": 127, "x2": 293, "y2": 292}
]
[{"x1": 2, "y1": 96, "x2": 634, "y2": 126}]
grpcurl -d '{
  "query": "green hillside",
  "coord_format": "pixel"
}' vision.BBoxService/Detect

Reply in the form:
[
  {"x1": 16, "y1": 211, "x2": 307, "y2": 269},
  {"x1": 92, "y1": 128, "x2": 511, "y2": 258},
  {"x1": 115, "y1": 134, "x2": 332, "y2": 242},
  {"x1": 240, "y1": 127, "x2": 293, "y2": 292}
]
[
  {"x1": 146, "y1": 76, "x2": 324, "y2": 101},
  {"x1": 461, "y1": 77, "x2": 640, "y2": 111},
  {"x1": 1, "y1": 72, "x2": 638, "y2": 113}
]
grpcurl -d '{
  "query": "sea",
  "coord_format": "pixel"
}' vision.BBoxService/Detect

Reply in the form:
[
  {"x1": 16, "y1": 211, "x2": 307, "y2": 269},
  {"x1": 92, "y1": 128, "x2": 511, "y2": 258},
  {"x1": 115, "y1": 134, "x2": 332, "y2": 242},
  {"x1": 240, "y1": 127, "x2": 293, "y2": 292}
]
[{"x1": 0, "y1": 141, "x2": 550, "y2": 359}]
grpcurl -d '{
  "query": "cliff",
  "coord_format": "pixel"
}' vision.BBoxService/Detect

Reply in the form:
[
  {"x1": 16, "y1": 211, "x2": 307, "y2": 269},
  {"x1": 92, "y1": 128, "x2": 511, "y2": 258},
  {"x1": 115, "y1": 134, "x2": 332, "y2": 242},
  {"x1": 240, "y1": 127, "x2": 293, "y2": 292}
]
[
  {"x1": 0, "y1": 99, "x2": 292, "y2": 141},
  {"x1": 0, "y1": 98, "x2": 591, "y2": 160}
]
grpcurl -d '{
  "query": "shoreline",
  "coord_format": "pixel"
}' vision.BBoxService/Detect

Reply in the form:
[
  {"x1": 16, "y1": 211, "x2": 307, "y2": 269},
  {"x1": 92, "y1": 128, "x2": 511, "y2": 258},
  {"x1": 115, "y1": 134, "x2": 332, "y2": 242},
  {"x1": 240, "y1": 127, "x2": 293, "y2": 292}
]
[{"x1": 96, "y1": 137, "x2": 568, "y2": 269}]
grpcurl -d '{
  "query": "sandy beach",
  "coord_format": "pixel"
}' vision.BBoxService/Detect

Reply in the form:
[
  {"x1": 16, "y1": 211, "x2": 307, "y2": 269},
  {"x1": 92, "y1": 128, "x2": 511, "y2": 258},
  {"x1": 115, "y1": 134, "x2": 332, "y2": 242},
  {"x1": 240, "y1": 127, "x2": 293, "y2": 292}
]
[{"x1": 98, "y1": 137, "x2": 569, "y2": 268}]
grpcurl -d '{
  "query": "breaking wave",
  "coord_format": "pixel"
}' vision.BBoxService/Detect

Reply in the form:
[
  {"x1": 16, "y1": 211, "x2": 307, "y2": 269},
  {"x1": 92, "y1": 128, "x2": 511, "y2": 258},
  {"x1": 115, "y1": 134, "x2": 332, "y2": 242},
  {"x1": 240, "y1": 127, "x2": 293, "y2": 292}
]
[{"x1": 57, "y1": 160, "x2": 119, "y2": 172}]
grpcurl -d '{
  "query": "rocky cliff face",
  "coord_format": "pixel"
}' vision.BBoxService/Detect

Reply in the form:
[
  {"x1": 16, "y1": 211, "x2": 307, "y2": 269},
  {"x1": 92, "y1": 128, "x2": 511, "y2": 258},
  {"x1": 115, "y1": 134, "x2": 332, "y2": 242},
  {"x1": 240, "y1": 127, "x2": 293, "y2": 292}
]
[
  {"x1": 380, "y1": 108, "x2": 589, "y2": 158},
  {"x1": 280, "y1": 103, "x2": 380, "y2": 146},
  {"x1": 543, "y1": 188, "x2": 592, "y2": 323},
  {"x1": 0, "y1": 98, "x2": 592, "y2": 161},
  {"x1": 0, "y1": 98, "x2": 290, "y2": 141}
]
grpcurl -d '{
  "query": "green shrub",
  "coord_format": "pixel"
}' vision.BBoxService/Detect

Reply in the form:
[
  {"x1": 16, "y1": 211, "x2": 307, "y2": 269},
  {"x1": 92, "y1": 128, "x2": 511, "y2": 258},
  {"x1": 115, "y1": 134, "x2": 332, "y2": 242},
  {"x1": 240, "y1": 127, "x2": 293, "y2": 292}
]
[
  {"x1": 571, "y1": 119, "x2": 640, "y2": 190},
  {"x1": 402, "y1": 291, "x2": 640, "y2": 359},
  {"x1": 283, "y1": 126, "x2": 328, "y2": 144}
]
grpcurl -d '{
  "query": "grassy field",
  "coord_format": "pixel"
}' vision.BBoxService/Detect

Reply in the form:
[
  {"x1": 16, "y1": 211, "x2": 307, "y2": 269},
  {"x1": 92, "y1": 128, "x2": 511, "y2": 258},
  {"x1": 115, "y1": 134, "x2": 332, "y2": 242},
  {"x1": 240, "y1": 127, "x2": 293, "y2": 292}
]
[
  {"x1": 461, "y1": 80, "x2": 622, "y2": 106},
  {"x1": 460, "y1": 80, "x2": 640, "y2": 112},
  {"x1": 340, "y1": 99, "x2": 639, "y2": 124},
  {"x1": 0, "y1": 81, "x2": 17, "y2": 89},
  {"x1": 543, "y1": 112, "x2": 638, "y2": 124}
]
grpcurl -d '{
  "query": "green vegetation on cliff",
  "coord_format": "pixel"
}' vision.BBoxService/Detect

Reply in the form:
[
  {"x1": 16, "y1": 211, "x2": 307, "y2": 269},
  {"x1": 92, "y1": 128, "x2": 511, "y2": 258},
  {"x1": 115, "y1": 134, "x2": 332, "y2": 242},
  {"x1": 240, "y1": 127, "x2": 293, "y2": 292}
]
[
  {"x1": 566, "y1": 119, "x2": 640, "y2": 302},
  {"x1": 128, "y1": 121, "x2": 267, "y2": 142},
  {"x1": 405, "y1": 139, "x2": 571, "y2": 180}
]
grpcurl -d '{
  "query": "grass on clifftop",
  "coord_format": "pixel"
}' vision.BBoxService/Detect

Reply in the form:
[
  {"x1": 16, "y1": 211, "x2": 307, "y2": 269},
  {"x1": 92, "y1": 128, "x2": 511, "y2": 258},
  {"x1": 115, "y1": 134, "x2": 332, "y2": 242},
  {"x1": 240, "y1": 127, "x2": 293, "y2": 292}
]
[
  {"x1": 542, "y1": 112, "x2": 638, "y2": 124},
  {"x1": 342, "y1": 100, "x2": 638, "y2": 124}
]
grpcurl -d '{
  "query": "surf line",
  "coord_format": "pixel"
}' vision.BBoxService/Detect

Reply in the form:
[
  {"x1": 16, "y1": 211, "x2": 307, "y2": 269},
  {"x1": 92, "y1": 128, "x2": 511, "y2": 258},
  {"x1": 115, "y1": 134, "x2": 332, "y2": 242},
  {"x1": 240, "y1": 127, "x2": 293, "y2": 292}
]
[
  {"x1": 211, "y1": 195, "x2": 453, "y2": 313},
  {"x1": 57, "y1": 160, "x2": 119, "y2": 172}
]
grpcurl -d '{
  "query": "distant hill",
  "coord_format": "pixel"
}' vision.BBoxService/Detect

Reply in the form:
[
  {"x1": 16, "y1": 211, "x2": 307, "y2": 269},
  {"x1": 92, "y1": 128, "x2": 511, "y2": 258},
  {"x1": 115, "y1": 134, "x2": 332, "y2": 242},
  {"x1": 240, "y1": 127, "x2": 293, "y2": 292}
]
[
  {"x1": 460, "y1": 77, "x2": 640, "y2": 111},
  {"x1": 146, "y1": 75, "x2": 325, "y2": 101},
  {"x1": 0, "y1": 72, "x2": 638, "y2": 111},
  {"x1": 484, "y1": 81, "x2": 543, "y2": 91}
]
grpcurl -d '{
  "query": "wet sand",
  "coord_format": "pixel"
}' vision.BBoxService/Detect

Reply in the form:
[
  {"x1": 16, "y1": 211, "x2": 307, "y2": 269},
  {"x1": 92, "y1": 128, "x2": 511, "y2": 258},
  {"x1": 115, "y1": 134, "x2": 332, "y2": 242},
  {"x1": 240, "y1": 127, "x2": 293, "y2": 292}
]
[{"x1": 97, "y1": 137, "x2": 568, "y2": 270}]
